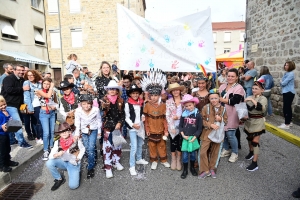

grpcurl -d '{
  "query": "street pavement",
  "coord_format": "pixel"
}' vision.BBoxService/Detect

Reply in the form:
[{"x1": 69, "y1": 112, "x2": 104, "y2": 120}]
[{"x1": 11, "y1": 128, "x2": 300, "y2": 200}]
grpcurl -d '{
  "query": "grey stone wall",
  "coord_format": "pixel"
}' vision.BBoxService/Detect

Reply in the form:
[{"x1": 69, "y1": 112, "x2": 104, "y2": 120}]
[{"x1": 246, "y1": 0, "x2": 300, "y2": 122}]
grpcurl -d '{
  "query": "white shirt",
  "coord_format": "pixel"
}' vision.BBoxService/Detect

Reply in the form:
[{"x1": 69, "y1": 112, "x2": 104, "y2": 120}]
[
  {"x1": 74, "y1": 107, "x2": 102, "y2": 136},
  {"x1": 125, "y1": 103, "x2": 142, "y2": 131},
  {"x1": 218, "y1": 75, "x2": 227, "y2": 84}
]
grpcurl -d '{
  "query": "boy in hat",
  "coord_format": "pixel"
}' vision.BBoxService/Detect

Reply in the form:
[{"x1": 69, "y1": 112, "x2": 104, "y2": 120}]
[
  {"x1": 141, "y1": 69, "x2": 170, "y2": 170},
  {"x1": 46, "y1": 122, "x2": 85, "y2": 191},
  {"x1": 125, "y1": 84, "x2": 148, "y2": 176}
]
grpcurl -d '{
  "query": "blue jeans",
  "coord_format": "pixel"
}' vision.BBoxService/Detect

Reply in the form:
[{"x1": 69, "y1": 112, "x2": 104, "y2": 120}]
[
  {"x1": 6, "y1": 106, "x2": 26, "y2": 145},
  {"x1": 122, "y1": 125, "x2": 127, "y2": 138},
  {"x1": 129, "y1": 129, "x2": 144, "y2": 167},
  {"x1": 22, "y1": 113, "x2": 36, "y2": 138},
  {"x1": 46, "y1": 158, "x2": 81, "y2": 190},
  {"x1": 223, "y1": 130, "x2": 238, "y2": 154},
  {"x1": 40, "y1": 110, "x2": 55, "y2": 151},
  {"x1": 82, "y1": 130, "x2": 97, "y2": 170},
  {"x1": 245, "y1": 87, "x2": 253, "y2": 97},
  {"x1": 182, "y1": 150, "x2": 196, "y2": 163},
  {"x1": 34, "y1": 107, "x2": 43, "y2": 139}
]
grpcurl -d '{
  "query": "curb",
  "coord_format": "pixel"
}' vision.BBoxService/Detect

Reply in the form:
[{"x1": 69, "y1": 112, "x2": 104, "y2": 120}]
[
  {"x1": 265, "y1": 122, "x2": 300, "y2": 147},
  {"x1": 0, "y1": 146, "x2": 43, "y2": 190}
]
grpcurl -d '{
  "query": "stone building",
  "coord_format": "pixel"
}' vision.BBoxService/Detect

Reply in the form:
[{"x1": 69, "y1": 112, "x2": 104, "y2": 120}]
[
  {"x1": 245, "y1": 0, "x2": 300, "y2": 122},
  {"x1": 44, "y1": 0, "x2": 145, "y2": 83},
  {"x1": 0, "y1": 0, "x2": 49, "y2": 73}
]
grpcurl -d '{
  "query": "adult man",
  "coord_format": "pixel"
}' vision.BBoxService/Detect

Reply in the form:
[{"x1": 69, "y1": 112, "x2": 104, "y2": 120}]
[
  {"x1": 24, "y1": 66, "x2": 29, "y2": 73},
  {"x1": 0, "y1": 63, "x2": 14, "y2": 91},
  {"x1": 1, "y1": 64, "x2": 32, "y2": 148},
  {"x1": 242, "y1": 61, "x2": 257, "y2": 97},
  {"x1": 243, "y1": 60, "x2": 250, "y2": 74},
  {"x1": 44, "y1": 72, "x2": 51, "y2": 78}
]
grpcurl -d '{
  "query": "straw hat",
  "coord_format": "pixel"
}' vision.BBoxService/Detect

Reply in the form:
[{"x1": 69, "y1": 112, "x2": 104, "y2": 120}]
[
  {"x1": 104, "y1": 80, "x2": 122, "y2": 90},
  {"x1": 166, "y1": 83, "x2": 185, "y2": 93},
  {"x1": 180, "y1": 94, "x2": 199, "y2": 104}
]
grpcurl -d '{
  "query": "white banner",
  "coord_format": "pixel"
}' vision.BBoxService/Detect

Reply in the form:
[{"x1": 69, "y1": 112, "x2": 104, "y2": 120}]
[{"x1": 117, "y1": 4, "x2": 216, "y2": 72}]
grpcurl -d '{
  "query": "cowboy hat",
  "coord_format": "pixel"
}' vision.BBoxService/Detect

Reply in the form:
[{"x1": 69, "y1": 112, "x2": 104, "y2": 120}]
[
  {"x1": 126, "y1": 84, "x2": 142, "y2": 96},
  {"x1": 58, "y1": 80, "x2": 74, "y2": 90},
  {"x1": 79, "y1": 94, "x2": 93, "y2": 102},
  {"x1": 104, "y1": 80, "x2": 122, "y2": 90},
  {"x1": 55, "y1": 122, "x2": 74, "y2": 135},
  {"x1": 180, "y1": 94, "x2": 199, "y2": 104},
  {"x1": 166, "y1": 83, "x2": 185, "y2": 93}
]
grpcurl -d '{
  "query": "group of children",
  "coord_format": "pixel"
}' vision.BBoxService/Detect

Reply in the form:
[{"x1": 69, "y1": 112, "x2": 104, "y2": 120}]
[{"x1": 0, "y1": 67, "x2": 268, "y2": 192}]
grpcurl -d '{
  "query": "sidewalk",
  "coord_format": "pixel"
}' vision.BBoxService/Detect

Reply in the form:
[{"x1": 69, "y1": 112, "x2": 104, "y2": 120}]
[{"x1": 265, "y1": 115, "x2": 300, "y2": 147}]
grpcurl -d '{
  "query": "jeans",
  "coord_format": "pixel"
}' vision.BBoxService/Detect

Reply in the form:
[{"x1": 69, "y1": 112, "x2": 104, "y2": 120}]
[
  {"x1": 129, "y1": 129, "x2": 144, "y2": 167},
  {"x1": 263, "y1": 91, "x2": 272, "y2": 115},
  {"x1": 182, "y1": 150, "x2": 196, "y2": 163},
  {"x1": 40, "y1": 110, "x2": 55, "y2": 151},
  {"x1": 81, "y1": 130, "x2": 97, "y2": 170},
  {"x1": 245, "y1": 87, "x2": 253, "y2": 97},
  {"x1": 6, "y1": 106, "x2": 26, "y2": 145},
  {"x1": 34, "y1": 107, "x2": 43, "y2": 139},
  {"x1": 46, "y1": 158, "x2": 81, "y2": 189},
  {"x1": 122, "y1": 125, "x2": 127, "y2": 138},
  {"x1": 223, "y1": 130, "x2": 238, "y2": 154},
  {"x1": 22, "y1": 113, "x2": 36, "y2": 138},
  {"x1": 283, "y1": 92, "x2": 295, "y2": 124}
]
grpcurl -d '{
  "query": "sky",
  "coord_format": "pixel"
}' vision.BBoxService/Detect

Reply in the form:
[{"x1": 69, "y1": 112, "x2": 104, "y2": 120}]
[{"x1": 145, "y1": 0, "x2": 246, "y2": 22}]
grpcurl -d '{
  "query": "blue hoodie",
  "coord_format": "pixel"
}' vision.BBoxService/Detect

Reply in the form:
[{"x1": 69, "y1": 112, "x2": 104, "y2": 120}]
[{"x1": 0, "y1": 111, "x2": 10, "y2": 135}]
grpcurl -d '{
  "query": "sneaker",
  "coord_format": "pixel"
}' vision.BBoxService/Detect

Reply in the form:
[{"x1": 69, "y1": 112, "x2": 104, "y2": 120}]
[
  {"x1": 87, "y1": 169, "x2": 95, "y2": 179},
  {"x1": 292, "y1": 188, "x2": 300, "y2": 198},
  {"x1": 8, "y1": 161, "x2": 19, "y2": 167},
  {"x1": 220, "y1": 149, "x2": 231, "y2": 157},
  {"x1": 113, "y1": 163, "x2": 124, "y2": 171},
  {"x1": 51, "y1": 175, "x2": 66, "y2": 191},
  {"x1": 210, "y1": 169, "x2": 217, "y2": 179},
  {"x1": 228, "y1": 153, "x2": 238, "y2": 163},
  {"x1": 246, "y1": 162, "x2": 258, "y2": 172},
  {"x1": 43, "y1": 151, "x2": 49, "y2": 161},
  {"x1": 20, "y1": 142, "x2": 33, "y2": 149},
  {"x1": 36, "y1": 139, "x2": 43, "y2": 145},
  {"x1": 290, "y1": 122, "x2": 293, "y2": 127},
  {"x1": 278, "y1": 124, "x2": 290, "y2": 130},
  {"x1": 129, "y1": 166, "x2": 137, "y2": 176},
  {"x1": 151, "y1": 161, "x2": 158, "y2": 170},
  {"x1": 245, "y1": 151, "x2": 254, "y2": 160},
  {"x1": 106, "y1": 169, "x2": 113, "y2": 178},
  {"x1": 136, "y1": 159, "x2": 149, "y2": 165},
  {"x1": 198, "y1": 171, "x2": 211, "y2": 179},
  {"x1": 161, "y1": 161, "x2": 170, "y2": 168},
  {"x1": 0, "y1": 166, "x2": 12, "y2": 173}
]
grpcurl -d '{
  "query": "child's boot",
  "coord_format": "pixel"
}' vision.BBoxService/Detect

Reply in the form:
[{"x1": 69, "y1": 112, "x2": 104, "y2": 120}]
[
  {"x1": 176, "y1": 153, "x2": 182, "y2": 171},
  {"x1": 181, "y1": 163, "x2": 188, "y2": 179},
  {"x1": 190, "y1": 161, "x2": 198, "y2": 176},
  {"x1": 171, "y1": 154, "x2": 176, "y2": 170}
]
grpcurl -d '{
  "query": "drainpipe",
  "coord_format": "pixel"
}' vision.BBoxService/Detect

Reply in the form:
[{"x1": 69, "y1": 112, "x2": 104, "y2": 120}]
[{"x1": 57, "y1": 0, "x2": 64, "y2": 80}]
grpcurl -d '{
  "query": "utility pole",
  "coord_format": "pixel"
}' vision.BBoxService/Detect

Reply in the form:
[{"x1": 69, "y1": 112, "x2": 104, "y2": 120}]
[{"x1": 57, "y1": 0, "x2": 64, "y2": 80}]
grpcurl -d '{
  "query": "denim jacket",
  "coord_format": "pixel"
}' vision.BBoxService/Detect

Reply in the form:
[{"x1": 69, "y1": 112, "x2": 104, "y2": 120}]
[
  {"x1": 281, "y1": 71, "x2": 295, "y2": 94},
  {"x1": 260, "y1": 74, "x2": 274, "y2": 90},
  {"x1": 23, "y1": 81, "x2": 42, "y2": 112}
]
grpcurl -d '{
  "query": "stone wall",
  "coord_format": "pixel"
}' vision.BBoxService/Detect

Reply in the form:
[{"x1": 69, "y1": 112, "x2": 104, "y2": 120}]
[{"x1": 246, "y1": 0, "x2": 300, "y2": 122}]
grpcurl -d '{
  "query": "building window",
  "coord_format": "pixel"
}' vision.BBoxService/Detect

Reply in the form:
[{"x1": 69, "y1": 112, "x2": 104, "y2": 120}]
[
  {"x1": 213, "y1": 32, "x2": 217, "y2": 43},
  {"x1": 34, "y1": 28, "x2": 45, "y2": 45},
  {"x1": 71, "y1": 28, "x2": 83, "y2": 47},
  {"x1": 240, "y1": 31, "x2": 245, "y2": 42},
  {"x1": 49, "y1": 30, "x2": 61, "y2": 48},
  {"x1": 69, "y1": 0, "x2": 80, "y2": 13},
  {"x1": 31, "y1": 0, "x2": 41, "y2": 9},
  {"x1": 0, "y1": 17, "x2": 18, "y2": 40},
  {"x1": 224, "y1": 48, "x2": 231, "y2": 53},
  {"x1": 48, "y1": 0, "x2": 58, "y2": 14},
  {"x1": 224, "y1": 32, "x2": 231, "y2": 42}
]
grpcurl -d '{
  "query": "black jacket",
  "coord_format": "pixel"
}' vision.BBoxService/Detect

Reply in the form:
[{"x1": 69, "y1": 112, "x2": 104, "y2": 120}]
[
  {"x1": 178, "y1": 110, "x2": 203, "y2": 138},
  {"x1": 1, "y1": 74, "x2": 24, "y2": 108}
]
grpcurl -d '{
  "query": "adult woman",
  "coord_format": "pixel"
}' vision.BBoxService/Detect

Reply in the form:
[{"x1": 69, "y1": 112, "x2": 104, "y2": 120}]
[
  {"x1": 95, "y1": 61, "x2": 113, "y2": 101},
  {"x1": 219, "y1": 68, "x2": 245, "y2": 163},
  {"x1": 36, "y1": 78, "x2": 57, "y2": 161},
  {"x1": 218, "y1": 70, "x2": 227, "y2": 87},
  {"x1": 166, "y1": 83, "x2": 184, "y2": 170},
  {"x1": 278, "y1": 61, "x2": 296, "y2": 129},
  {"x1": 258, "y1": 66, "x2": 274, "y2": 116},
  {"x1": 23, "y1": 70, "x2": 43, "y2": 144},
  {"x1": 243, "y1": 81, "x2": 267, "y2": 171}
]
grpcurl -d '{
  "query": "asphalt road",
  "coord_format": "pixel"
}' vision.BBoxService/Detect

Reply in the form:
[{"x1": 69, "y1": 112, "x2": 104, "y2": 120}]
[{"x1": 12, "y1": 130, "x2": 300, "y2": 200}]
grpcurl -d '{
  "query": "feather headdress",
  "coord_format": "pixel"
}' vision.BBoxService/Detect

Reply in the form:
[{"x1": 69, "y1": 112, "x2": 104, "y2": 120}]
[{"x1": 141, "y1": 68, "x2": 167, "y2": 95}]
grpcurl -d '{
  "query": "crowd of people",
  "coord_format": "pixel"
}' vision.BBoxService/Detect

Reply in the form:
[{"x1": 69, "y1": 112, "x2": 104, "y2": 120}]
[{"x1": 0, "y1": 54, "x2": 297, "y2": 194}]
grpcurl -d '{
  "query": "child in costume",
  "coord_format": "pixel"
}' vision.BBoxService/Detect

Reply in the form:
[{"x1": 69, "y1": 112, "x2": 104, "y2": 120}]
[
  {"x1": 179, "y1": 94, "x2": 202, "y2": 179},
  {"x1": 74, "y1": 94, "x2": 101, "y2": 179},
  {"x1": 46, "y1": 122, "x2": 85, "y2": 191},
  {"x1": 125, "y1": 84, "x2": 148, "y2": 176},
  {"x1": 141, "y1": 69, "x2": 170, "y2": 170},
  {"x1": 101, "y1": 80, "x2": 125, "y2": 178},
  {"x1": 199, "y1": 91, "x2": 227, "y2": 179}
]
